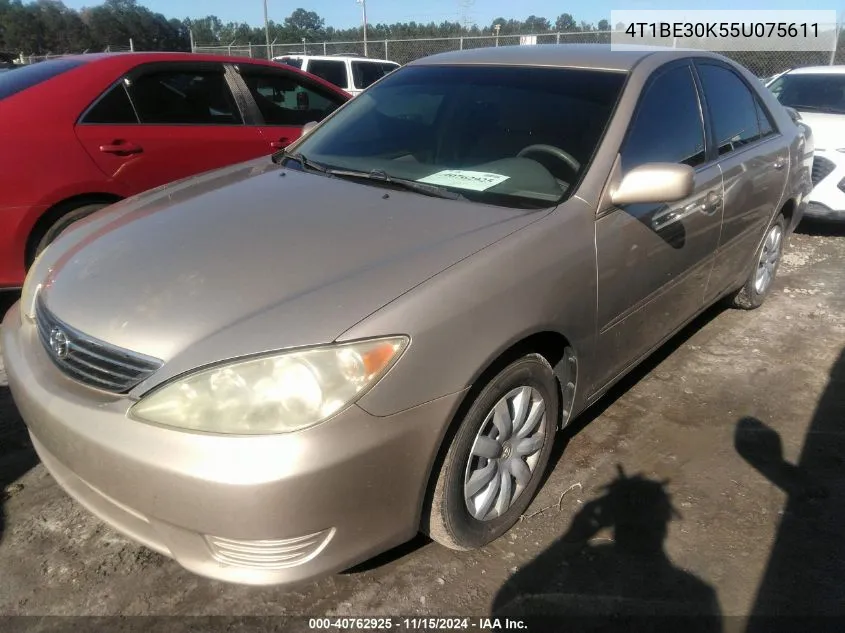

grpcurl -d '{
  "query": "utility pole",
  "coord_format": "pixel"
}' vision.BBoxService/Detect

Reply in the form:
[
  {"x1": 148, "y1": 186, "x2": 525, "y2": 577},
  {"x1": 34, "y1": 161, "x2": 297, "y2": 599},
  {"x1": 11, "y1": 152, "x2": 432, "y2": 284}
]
[
  {"x1": 263, "y1": 0, "x2": 271, "y2": 59},
  {"x1": 357, "y1": 0, "x2": 368, "y2": 57}
]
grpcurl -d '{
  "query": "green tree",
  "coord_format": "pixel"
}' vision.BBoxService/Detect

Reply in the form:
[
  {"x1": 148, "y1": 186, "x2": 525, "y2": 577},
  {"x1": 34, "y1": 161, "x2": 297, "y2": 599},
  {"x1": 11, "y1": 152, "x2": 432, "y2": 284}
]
[
  {"x1": 555, "y1": 13, "x2": 577, "y2": 32},
  {"x1": 284, "y1": 8, "x2": 324, "y2": 41}
]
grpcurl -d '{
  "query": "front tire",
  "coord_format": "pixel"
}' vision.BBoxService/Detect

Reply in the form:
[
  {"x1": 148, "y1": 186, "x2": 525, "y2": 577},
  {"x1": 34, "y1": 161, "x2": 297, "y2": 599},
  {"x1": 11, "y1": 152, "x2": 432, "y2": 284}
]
[
  {"x1": 424, "y1": 354, "x2": 559, "y2": 550},
  {"x1": 729, "y1": 214, "x2": 786, "y2": 310}
]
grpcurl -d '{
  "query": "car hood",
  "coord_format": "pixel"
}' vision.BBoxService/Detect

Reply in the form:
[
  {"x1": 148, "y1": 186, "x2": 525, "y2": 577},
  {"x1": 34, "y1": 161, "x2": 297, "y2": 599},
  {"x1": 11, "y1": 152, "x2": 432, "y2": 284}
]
[
  {"x1": 795, "y1": 111, "x2": 845, "y2": 150},
  {"x1": 38, "y1": 158, "x2": 547, "y2": 387}
]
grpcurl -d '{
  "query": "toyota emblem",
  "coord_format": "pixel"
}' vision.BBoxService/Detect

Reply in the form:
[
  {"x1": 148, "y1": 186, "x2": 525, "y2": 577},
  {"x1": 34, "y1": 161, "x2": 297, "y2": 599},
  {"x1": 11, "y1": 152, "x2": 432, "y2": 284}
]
[{"x1": 49, "y1": 327, "x2": 70, "y2": 360}]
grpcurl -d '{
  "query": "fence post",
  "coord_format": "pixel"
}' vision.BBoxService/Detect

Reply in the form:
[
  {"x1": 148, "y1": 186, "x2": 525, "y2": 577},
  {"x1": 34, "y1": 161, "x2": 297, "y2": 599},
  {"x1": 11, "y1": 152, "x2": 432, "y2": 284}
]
[
  {"x1": 830, "y1": 19, "x2": 839, "y2": 65},
  {"x1": 129, "y1": 38, "x2": 134, "y2": 52},
  {"x1": 460, "y1": 37, "x2": 464, "y2": 50},
  {"x1": 248, "y1": 42, "x2": 253, "y2": 58},
  {"x1": 556, "y1": 32, "x2": 560, "y2": 44},
  {"x1": 323, "y1": 42, "x2": 327, "y2": 55},
  {"x1": 189, "y1": 28, "x2": 195, "y2": 53},
  {"x1": 385, "y1": 39, "x2": 389, "y2": 59}
]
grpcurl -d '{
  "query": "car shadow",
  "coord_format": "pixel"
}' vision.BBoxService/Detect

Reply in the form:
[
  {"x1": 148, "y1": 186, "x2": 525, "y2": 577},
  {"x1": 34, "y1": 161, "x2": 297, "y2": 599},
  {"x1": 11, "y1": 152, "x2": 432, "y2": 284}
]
[
  {"x1": 737, "y1": 347, "x2": 845, "y2": 630},
  {"x1": 491, "y1": 465, "x2": 722, "y2": 632},
  {"x1": 795, "y1": 218, "x2": 845, "y2": 237},
  {"x1": 0, "y1": 291, "x2": 39, "y2": 546}
]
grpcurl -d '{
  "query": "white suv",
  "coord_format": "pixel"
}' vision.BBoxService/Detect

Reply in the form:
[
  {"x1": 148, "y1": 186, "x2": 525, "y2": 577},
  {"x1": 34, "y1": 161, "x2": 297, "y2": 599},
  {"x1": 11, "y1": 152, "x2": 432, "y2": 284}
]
[
  {"x1": 767, "y1": 66, "x2": 845, "y2": 221},
  {"x1": 273, "y1": 55, "x2": 400, "y2": 97}
]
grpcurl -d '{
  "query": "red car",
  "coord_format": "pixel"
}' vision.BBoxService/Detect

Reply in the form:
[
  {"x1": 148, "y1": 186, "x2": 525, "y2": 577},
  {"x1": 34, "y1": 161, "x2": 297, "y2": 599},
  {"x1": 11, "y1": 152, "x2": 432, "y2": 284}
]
[{"x1": 0, "y1": 52, "x2": 350, "y2": 289}]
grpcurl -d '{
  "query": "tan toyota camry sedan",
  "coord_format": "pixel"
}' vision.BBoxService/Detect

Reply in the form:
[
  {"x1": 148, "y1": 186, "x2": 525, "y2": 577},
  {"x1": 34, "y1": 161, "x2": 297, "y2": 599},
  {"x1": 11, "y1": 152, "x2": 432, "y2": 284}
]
[{"x1": 1, "y1": 45, "x2": 811, "y2": 586}]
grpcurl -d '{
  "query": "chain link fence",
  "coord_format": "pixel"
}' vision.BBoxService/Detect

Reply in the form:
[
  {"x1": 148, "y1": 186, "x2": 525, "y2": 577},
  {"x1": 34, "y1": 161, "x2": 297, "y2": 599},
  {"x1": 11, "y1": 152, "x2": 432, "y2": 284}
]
[
  {"x1": 12, "y1": 30, "x2": 844, "y2": 76},
  {"x1": 195, "y1": 29, "x2": 844, "y2": 78},
  {"x1": 14, "y1": 43, "x2": 134, "y2": 65}
]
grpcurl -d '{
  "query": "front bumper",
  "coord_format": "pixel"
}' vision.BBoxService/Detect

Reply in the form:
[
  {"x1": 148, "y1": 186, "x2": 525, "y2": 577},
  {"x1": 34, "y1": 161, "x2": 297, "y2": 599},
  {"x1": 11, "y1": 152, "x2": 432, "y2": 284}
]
[
  {"x1": 806, "y1": 150, "x2": 845, "y2": 221},
  {"x1": 2, "y1": 302, "x2": 462, "y2": 586}
]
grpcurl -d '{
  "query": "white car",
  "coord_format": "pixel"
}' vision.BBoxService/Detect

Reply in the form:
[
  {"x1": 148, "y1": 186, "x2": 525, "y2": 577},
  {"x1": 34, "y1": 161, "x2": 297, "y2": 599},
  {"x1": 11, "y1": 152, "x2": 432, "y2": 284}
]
[
  {"x1": 272, "y1": 54, "x2": 400, "y2": 97},
  {"x1": 767, "y1": 66, "x2": 845, "y2": 221}
]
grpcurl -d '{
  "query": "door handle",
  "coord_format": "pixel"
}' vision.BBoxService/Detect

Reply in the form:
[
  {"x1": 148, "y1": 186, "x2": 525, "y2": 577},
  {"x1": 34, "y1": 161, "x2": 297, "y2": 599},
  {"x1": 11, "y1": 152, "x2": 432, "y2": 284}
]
[
  {"x1": 99, "y1": 141, "x2": 143, "y2": 156},
  {"x1": 702, "y1": 191, "x2": 722, "y2": 214},
  {"x1": 269, "y1": 137, "x2": 291, "y2": 150},
  {"x1": 773, "y1": 156, "x2": 787, "y2": 170}
]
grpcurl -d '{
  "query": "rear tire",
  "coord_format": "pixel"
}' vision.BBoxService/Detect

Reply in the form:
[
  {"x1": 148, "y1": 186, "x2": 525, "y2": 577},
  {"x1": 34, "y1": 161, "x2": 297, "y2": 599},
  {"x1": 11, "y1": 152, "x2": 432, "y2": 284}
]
[
  {"x1": 729, "y1": 214, "x2": 786, "y2": 310},
  {"x1": 423, "y1": 354, "x2": 558, "y2": 550},
  {"x1": 32, "y1": 202, "x2": 110, "y2": 260}
]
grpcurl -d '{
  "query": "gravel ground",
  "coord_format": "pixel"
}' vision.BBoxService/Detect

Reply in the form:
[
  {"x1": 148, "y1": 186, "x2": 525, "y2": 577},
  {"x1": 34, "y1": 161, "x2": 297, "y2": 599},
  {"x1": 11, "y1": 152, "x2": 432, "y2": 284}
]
[{"x1": 0, "y1": 222, "x2": 843, "y2": 629}]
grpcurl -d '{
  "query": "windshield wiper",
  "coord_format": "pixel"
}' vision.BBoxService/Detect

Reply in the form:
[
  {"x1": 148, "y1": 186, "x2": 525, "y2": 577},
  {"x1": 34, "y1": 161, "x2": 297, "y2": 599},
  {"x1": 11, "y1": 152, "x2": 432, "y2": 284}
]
[
  {"x1": 273, "y1": 150, "x2": 330, "y2": 174},
  {"x1": 326, "y1": 168, "x2": 467, "y2": 201}
]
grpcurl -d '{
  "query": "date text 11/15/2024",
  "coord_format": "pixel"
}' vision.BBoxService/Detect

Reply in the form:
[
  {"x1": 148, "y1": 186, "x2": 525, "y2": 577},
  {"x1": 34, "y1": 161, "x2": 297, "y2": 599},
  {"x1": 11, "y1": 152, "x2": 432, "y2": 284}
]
[{"x1": 308, "y1": 617, "x2": 528, "y2": 630}]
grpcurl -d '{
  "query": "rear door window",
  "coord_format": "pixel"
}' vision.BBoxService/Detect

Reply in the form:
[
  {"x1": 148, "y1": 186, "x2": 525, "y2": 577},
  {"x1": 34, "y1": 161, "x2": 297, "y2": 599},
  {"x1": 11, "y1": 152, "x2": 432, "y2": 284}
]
[
  {"x1": 755, "y1": 100, "x2": 776, "y2": 138},
  {"x1": 697, "y1": 63, "x2": 763, "y2": 155},
  {"x1": 0, "y1": 58, "x2": 83, "y2": 100},
  {"x1": 82, "y1": 81, "x2": 138, "y2": 124},
  {"x1": 128, "y1": 68, "x2": 242, "y2": 125},
  {"x1": 305, "y1": 60, "x2": 349, "y2": 89}
]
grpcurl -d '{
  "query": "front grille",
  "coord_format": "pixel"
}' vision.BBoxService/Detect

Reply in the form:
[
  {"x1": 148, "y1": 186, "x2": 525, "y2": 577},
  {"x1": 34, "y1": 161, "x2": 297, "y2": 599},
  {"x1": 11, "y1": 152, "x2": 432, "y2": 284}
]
[
  {"x1": 811, "y1": 156, "x2": 836, "y2": 187},
  {"x1": 35, "y1": 297, "x2": 163, "y2": 393},
  {"x1": 206, "y1": 528, "x2": 335, "y2": 569}
]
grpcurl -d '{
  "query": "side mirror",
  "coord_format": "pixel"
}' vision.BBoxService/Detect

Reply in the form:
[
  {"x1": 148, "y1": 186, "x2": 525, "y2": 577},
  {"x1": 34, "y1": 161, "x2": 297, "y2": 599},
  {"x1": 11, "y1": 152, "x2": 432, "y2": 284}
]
[
  {"x1": 301, "y1": 121, "x2": 319, "y2": 136},
  {"x1": 611, "y1": 163, "x2": 695, "y2": 206}
]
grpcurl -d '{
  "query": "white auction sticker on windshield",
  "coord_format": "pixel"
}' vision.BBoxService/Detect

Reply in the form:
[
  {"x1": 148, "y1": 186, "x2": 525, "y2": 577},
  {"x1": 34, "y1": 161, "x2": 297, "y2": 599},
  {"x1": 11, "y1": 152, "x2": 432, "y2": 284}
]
[{"x1": 417, "y1": 170, "x2": 510, "y2": 192}]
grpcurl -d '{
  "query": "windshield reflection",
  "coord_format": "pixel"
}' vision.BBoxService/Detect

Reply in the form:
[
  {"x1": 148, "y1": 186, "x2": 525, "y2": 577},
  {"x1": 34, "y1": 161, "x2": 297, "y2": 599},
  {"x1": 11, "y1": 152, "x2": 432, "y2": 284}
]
[{"x1": 294, "y1": 65, "x2": 627, "y2": 209}]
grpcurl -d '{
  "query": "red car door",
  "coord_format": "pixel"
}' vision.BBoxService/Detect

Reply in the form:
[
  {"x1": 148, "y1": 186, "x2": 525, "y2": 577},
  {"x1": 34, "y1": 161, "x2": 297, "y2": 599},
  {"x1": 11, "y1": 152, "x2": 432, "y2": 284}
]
[
  {"x1": 75, "y1": 61, "x2": 267, "y2": 194},
  {"x1": 234, "y1": 65, "x2": 348, "y2": 153}
]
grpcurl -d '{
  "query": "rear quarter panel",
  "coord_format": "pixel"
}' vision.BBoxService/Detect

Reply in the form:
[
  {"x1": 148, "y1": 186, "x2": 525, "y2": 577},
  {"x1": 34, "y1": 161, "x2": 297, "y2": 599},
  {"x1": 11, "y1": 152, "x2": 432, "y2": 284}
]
[{"x1": 0, "y1": 60, "x2": 130, "y2": 285}]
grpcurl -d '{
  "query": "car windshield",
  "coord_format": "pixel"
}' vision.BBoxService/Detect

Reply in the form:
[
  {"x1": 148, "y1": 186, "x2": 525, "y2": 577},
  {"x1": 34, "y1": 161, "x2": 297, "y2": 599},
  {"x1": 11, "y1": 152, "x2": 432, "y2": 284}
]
[
  {"x1": 768, "y1": 73, "x2": 845, "y2": 115},
  {"x1": 293, "y1": 65, "x2": 626, "y2": 209}
]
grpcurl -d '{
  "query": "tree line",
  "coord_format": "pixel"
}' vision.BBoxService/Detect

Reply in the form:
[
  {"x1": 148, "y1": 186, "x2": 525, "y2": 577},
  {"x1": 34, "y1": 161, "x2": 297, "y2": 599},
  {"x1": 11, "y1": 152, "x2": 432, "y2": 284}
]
[{"x1": 0, "y1": 0, "x2": 610, "y2": 55}]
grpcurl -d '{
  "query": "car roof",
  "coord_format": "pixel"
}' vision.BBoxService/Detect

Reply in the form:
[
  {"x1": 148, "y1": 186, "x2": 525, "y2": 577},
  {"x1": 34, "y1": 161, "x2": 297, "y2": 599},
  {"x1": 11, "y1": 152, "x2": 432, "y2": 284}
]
[
  {"x1": 784, "y1": 65, "x2": 845, "y2": 75},
  {"x1": 275, "y1": 54, "x2": 398, "y2": 63},
  {"x1": 407, "y1": 43, "x2": 725, "y2": 71},
  {"x1": 60, "y1": 51, "x2": 289, "y2": 68}
]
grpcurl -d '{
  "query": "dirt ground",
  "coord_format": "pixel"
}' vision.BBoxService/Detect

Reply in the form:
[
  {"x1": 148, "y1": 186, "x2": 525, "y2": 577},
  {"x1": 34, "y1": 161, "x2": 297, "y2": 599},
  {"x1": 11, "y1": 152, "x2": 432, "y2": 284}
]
[{"x1": 1, "y1": 222, "x2": 843, "y2": 630}]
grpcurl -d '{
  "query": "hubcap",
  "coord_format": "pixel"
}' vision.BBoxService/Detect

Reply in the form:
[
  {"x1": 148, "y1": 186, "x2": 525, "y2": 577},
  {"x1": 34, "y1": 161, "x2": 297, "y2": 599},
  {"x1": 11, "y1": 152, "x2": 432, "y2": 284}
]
[
  {"x1": 755, "y1": 224, "x2": 783, "y2": 295},
  {"x1": 464, "y1": 386, "x2": 547, "y2": 522}
]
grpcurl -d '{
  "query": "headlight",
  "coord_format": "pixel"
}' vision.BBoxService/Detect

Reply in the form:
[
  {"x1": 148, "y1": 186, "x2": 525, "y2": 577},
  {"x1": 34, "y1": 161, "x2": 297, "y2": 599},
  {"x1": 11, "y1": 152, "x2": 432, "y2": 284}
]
[
  {"x1": 20, "y1": 248, "x2": 50, "y2": 322},
  {"x1": 128, "y1": 337, "x2": 409, "y2": 435}
]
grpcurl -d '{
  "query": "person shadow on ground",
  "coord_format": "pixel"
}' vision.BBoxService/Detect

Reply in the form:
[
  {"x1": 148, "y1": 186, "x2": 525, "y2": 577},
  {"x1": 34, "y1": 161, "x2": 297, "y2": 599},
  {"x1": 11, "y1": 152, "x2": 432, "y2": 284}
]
[{"x1": 492, "y1": 465, "x2": 722, "y2": 633}]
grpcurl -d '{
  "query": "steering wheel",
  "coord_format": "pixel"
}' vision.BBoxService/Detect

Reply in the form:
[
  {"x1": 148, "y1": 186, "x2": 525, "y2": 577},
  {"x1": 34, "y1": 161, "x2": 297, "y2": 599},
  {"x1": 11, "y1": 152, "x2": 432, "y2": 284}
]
[{"x1": 517, "y1": 144, "x2": 581, "y2": 175}]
